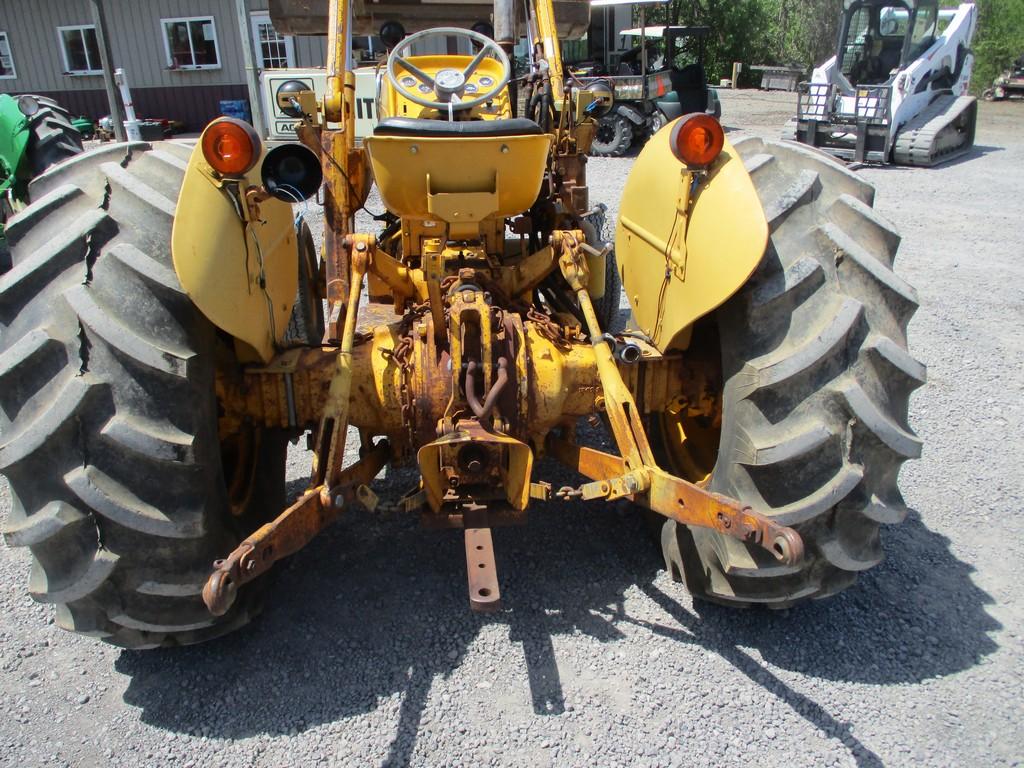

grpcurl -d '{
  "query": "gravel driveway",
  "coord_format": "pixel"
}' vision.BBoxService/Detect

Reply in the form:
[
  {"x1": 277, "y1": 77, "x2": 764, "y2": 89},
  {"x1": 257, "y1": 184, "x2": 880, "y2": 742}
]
[{"x1": 1, "y1": 90, "x2": 1022, "y2": 767}]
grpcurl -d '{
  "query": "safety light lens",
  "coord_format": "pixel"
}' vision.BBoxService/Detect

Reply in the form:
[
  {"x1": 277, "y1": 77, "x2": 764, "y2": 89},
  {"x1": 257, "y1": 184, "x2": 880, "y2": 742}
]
[
  {"x1": 201, "y1": 118, "x2": 261, "y2": 176},
  {"x1": 669, "y1": 113, "x2": 724, "y2": 168}
]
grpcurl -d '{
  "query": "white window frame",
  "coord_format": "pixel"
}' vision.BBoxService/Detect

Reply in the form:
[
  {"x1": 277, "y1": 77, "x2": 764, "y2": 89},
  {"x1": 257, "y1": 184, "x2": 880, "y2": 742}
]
[
  {"x1": 250, "y1": 13, "x2": 296, "y2": 70},
  {"x1": 57, "y1": 24, "x2": 102, "y2": 75},
  {"x1": 0, "y1": 31, "x2": 16, "y2": 80},
  {"x1": 161, "y1": 16, "x2": 222, "y2": 71}
]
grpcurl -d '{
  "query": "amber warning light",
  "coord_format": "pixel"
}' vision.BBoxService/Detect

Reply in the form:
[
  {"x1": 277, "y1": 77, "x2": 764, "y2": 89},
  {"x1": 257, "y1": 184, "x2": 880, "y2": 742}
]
[
  {"x1": 669, "y1": 113, "x2": 725, "y2": 168},
  {"x1": 201, "y1": 118, "x2": 261, "y2": 177}
]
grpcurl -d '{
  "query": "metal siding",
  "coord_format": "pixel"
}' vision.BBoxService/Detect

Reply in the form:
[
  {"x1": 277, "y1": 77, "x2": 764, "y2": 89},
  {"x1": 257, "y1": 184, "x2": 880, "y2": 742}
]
[
  {"x1": 0, "y1": 0, "x2": 251, "y2": 93},
  {"x1": 0, "y1": 0, "x2": 96, "y2": 92},
  {"x1": 0, "y1": 0, "x2": 326, "y2": 120},
  {"x1": 247, "y1": 0, "x2": 326, "y2": 69},
  {"x1": 294, "y1": 35, "x2": 327, "y2": 68}
]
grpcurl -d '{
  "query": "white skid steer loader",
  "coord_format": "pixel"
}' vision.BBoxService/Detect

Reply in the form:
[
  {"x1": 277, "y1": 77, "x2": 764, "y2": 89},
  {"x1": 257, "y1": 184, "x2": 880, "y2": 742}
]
[{"x1": 784, "y1": 0, "x2": 978, "y2": 166}]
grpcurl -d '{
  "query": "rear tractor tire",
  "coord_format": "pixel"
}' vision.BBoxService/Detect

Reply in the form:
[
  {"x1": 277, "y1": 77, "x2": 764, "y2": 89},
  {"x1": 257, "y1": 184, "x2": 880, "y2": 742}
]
[
  {"x1": 1, "y1": 96, "x2": 84, "y2": 274},
  {"x1": 23, "y1": 96, "x2": 85, "y2": 177},
  {"x1": 656, "y1": 137, "x2": 925, "y2": 606},
  {"x1": 0, "y1": 142, "x2": 286, "y2": 648},
  {"x1": 581, "y1": 204, "x2": 623, "y2": 332}
]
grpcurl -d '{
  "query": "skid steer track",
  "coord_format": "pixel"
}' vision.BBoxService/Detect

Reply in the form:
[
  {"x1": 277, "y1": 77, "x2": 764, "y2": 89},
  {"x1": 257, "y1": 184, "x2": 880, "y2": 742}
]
[{"x1": 892, "y1": 94, "x2": 977, "y2": 167}]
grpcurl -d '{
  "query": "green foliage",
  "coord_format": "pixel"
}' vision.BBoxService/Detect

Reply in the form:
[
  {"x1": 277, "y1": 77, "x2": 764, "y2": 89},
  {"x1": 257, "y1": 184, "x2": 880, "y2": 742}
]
[
  {"x1": 636, "y1": 0, "x2": 1023, "y2": 91},
  {"x1": 641, "y1": 0, "x2": 779, "y2": 83},
  {"x1": 971, "y1": 0, "x2": 1024, "y2": 94},
  {"x1": 771, "y1": 0, "x2": 844, "y2": 70},
  {"x1": 641, "y1": 0, "x2": 841, "y2": 82}
]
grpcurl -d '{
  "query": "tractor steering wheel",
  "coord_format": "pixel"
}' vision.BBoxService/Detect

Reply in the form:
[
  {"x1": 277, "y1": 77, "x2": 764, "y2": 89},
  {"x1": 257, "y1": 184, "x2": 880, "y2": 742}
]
[{"x1": 386, "y1": 27, "x2": 511, "y2": 112}]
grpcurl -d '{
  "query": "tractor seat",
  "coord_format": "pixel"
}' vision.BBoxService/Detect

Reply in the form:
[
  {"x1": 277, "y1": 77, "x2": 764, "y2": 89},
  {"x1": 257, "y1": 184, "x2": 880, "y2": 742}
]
[
  {"x1": 373, "y1": 117, "x2": 543, "y2": 138},
  {"x1": 363, "y1": 118, "x2": 553, "y2": 233}
]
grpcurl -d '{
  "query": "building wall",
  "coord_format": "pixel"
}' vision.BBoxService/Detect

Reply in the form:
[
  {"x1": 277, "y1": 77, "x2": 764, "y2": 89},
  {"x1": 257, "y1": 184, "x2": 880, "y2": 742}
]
[
  {"x1": 250, "y1": 0, "x2": 328, "y2": 67},
  {"x1": 0, "y1": 0, "x2": 327, "y2": 129}
]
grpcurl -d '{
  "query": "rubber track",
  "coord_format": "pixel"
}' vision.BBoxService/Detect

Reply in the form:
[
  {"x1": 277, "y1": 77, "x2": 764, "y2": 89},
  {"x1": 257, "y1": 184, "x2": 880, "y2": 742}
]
[
  {"x1": 659, "y1": 136, "x2": 925, "y2": 607},
  {"x1": 892, "y1": 94, "x2": 977, "y2": 167}
]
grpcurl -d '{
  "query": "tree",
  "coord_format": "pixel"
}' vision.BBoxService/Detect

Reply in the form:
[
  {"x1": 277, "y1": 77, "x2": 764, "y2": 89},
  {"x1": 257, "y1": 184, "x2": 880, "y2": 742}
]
[
  {"x1": 642, "y1": 0, "x2": 841, "y2": 81},
  {"x1": 646, "y1": 0, "x2": 778, "y2": 83},
  {"x1": 971, "y1": 0, "x2": 1024, "y2": 94}
]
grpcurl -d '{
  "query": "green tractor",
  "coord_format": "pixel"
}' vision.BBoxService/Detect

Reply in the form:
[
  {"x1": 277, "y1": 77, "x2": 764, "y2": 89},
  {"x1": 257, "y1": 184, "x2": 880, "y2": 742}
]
[{"x1": 0, "y1": 94, "x2": 84, "y2": 271}]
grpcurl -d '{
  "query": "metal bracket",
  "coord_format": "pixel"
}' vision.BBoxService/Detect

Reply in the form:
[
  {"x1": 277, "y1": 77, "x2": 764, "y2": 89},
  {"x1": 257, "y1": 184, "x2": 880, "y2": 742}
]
[
  {"x1": 202, "y1": 440, "x2": 390, "y2": 616},
  {"x1": 465, "y1": 527, "x2": 501, "y2": 612}
]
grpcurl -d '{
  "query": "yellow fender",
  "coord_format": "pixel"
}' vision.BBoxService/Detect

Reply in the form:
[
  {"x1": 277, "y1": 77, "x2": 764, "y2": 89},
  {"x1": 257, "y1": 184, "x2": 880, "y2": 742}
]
[
  {"x1": 171, "y1": 137, "x2": 298, "y2": 363},
  {"x1": 615, "y1": 123, "x2": 768, "y2": 351}
]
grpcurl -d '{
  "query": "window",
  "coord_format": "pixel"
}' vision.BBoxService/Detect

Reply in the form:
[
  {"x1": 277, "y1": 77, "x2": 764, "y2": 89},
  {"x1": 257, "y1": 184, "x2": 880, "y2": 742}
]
[
  {"x1": 0, "y1": 31, "x2": 16, "y2": 79},
  {"x1": 251, "y1": 14, "x2": 295, "y2": 69},
  {"x1": 906, "y1": 5, "x2": 938, "y2": 61},
  {"x1": 58, "y1": 25, "x2": 102, "y2": 75},
  {"x1": 162, "y1": 17, "x2": 220, "y2": 70},
  {"x1": 839, "y1": 6, "x2": 871, "y2": 78}
]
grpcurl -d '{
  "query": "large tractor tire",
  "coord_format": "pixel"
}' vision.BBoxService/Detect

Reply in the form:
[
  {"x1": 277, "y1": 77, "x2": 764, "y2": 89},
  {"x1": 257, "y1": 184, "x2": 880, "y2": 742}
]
[
  {"x1": 1, "y1": 96, "x2": 84, "y2": 274},
  {"x1": 23, "y1": 96, "x2": 84, "y2": 177},
  {"x1": 283, "y1": 218, "x2": 325, "y2": 346},
  {"x1": 591, "y1": 114, "x2": 633, "y2": 157},
  {"x1": 581, "y1": 204, "x2": 623, "y2": 332},
  {"x1": 0, "y1": 142, "x2": 286, "y2": 648},
  {"x1": 657, "y1": 137, "x2": 924, "y2": 606}
]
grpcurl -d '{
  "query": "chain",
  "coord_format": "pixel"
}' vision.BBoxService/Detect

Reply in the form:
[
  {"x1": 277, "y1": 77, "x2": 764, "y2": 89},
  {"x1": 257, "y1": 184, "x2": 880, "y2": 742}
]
[
  {"x1": 381, "y1": 302, "x2": 430, "y2": 455},
  {"x1": 527, "y1": 306, "x2": 573, "y2": 351}
]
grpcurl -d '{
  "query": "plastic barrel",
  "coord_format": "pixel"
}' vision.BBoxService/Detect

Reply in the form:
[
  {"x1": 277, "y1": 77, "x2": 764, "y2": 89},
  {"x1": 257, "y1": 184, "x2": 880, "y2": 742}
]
[{"x1": 219, "y1": 99, "x2": 252, "y2": 124}]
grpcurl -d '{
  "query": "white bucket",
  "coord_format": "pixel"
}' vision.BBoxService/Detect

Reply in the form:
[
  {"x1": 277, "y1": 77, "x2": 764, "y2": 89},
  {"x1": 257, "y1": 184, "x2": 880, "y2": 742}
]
[{"x1": 123, "y1": 120, "x2": 143, "y2": 142}]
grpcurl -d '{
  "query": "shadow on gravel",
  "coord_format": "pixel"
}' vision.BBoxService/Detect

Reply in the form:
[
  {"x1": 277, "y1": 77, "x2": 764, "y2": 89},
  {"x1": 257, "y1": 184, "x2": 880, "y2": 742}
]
[
  {"x1": 592, "y1": 508, "x2": 1000, "y2": 768},
  {"x1": 926, "y1": 143, "x2": 1003, "y2": 168},
  {"x1": 115, "y1": 474, "x2": 998, "y2": 768},
  {"x1": 114, "y1": 465, "x2": 653, "y2": 759},
  {"x1": 852, "y1": 144, "x2": 1003, "y2": 172}
]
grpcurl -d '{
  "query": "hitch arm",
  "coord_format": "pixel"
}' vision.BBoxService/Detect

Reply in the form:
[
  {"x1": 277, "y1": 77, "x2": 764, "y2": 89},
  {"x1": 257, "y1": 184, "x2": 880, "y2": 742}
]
[
  {"x1": 547, "y1": 437, "x2": 803, "y2": 567},
  {"x1": 202, "y1": 441, "x2": 390, "y2": 616},
  {"x1": 550, "y1": 231, "x2": 803, "y2": 566}
]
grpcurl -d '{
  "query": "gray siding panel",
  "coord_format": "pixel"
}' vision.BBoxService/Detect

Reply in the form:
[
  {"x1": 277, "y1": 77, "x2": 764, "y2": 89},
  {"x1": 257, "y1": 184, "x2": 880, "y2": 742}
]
[
  {"x1": 0, "y1": 0, "x2": 325, "y2": 113},
  {"x1": 0, "y1": 0, "x2": 248, "y2": 93},
  {"x1": 294, "y1": 35, "x2": 327, "y2": 69}
]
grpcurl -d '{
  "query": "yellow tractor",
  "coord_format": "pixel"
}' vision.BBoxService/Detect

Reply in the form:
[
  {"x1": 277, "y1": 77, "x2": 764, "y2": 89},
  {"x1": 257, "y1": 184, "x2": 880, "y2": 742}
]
[{"x1": 0, "y1": 0, "x2": 923, "y2": 647}]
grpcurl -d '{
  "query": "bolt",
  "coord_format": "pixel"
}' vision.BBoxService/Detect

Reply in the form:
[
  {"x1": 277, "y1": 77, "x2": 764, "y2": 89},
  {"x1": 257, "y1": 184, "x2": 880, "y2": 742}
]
[{"x1": 355, "y1": 241, "x2": 367, "y2": 252}]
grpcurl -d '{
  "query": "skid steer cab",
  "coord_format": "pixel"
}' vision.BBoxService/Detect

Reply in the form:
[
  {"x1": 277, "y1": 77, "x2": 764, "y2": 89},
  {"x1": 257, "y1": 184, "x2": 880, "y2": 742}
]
[
  {"x1": 0, "y1": 0, "x2": 923, "y2": 649},
  {"x1": 786, "y1": 0, "x2": 979, "y2": 166}
]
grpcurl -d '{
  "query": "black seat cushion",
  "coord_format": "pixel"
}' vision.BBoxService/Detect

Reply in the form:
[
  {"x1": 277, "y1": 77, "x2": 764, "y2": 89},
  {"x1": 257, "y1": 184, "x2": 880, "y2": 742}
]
[{"x1": 373, "y1": 117, "x2": 543, "y2": 138}]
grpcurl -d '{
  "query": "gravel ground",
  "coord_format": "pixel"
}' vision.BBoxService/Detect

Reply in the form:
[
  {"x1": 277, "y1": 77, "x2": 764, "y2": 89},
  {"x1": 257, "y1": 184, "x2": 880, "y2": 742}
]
[{"x1": 2, "y1": 89, "x2": 1023, "y2": 767}]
